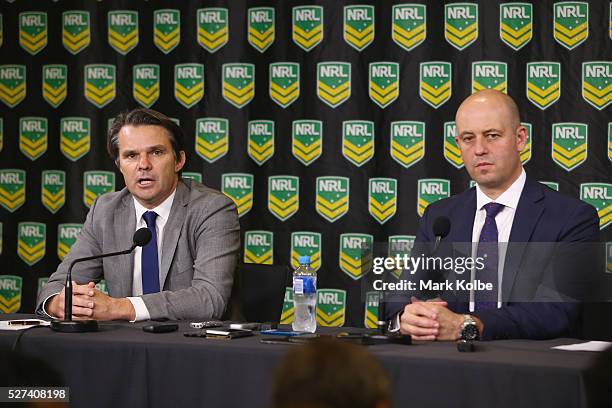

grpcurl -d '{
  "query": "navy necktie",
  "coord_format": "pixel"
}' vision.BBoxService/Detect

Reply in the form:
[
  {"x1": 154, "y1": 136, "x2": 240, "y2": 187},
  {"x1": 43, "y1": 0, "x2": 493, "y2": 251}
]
[
  {"x1": 142, "y1": 211, "x2": 160, "y2": 294},
  {"x1": 475, "y1": 202, "x2": 504, "y2": 312}
]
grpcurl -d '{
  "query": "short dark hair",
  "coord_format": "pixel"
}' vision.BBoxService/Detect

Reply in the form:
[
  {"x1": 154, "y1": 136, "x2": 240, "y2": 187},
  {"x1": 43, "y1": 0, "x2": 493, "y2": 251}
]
[{"x1": 107, "y1": 108, "x2": 184, "y2": 164}]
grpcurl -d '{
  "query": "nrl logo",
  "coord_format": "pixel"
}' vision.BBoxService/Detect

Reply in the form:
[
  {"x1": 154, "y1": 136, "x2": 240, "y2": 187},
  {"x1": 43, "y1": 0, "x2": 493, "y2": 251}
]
[
  {"x1": 197, "y1": 8, "x2": 228, "y2": 53},
  {"x1": 175, "y1": 63, "x2": 204, "y2": 109},
  {"x1": 37, "y1": 278, "x2": 48, "y2": 298},
  {"x1": 420, "y1": 62, "x2": 451, "y2": 108},
  {"x1": 554, "y1": 2, "x2": 588, "y2": 50},
  {"x1": 369, "y1": 62, "x2": 399, "y2": 108},
  {"x1": 445, "y1": 3, "x2": 478, "y2": 50},
  {"x1": 520, "y1": 122, "x2": 532, "y2": 164},
  {"x1": 390, "y1": 121, "x2": 425, "y2": 168},
  {"x1": 222, "y1": 173, "x2": 254, "y2": 217},
  {"x1": 364, "y1": 291, "x2": 380, "y2": 328},
  {"x1": 96, "y1": 280, "x2": 109, "y2": 295},
  {"x1": 19, "y1": 117, "x2": 47, "y2": 161},
  {"x1": 248, "y1": 120, "x2": 274, "y2": 165},
  {"x1": 344, "y1": 5, "x2": 374, "y2": 51},
  {"x1": 291, "y1": 232, "x2": 321, "y2": 271},
  {"x1": 269, "y1": 62, "x2": 300, "y2": 108},
  {"x1": 526, "y1": 62, "x2": 561, "y2": 110},
  {"x1": 62, "y1": 11, "x2": 90, "y2": 54},
  {"x1": 499, "y1": 3, "x2": 532, "y2": 51},
  {"x1": 19, "y1": 12, "x2": 47, "y2": 55},
  {"x1": 472, "y1": 61, "x2": 507, "y2": 94},
  {"x1": 133, "y1": 64, "x2": 160, "y2": 108},
  {"x1": 42, "y1": 64, "x2": 67, "y2": 108},
  {"x1": 316, "y1": 176, "x2": 349, "y2": 222},
  {"x1": 0, "y1": 276, "x2": 22, "y2": 313},
  {"x1": 108, "y1": 11, "x2": 139, "y2": 55},
  {"x1": 392, "y1": 4, "x2": 426, "y2": 51},
  {"x1": 317, "y1": 289, "x2": 346, "y2": 327},
  {"x1": 552, "y1": 123, "x2": 588, "y2": 171},
  {"x1": 83, "y1": 171, "x2": 115, "y2": 208},
  {"x1": 60, "y1": 117, "x2": 90, "y2": 161},
  {"x1": 57, "y1": 223, "x2": 82, "y2": 260},
  {"x1": 280, "y1": 287, "x2": 294, "y2": 324},
  {"x1": 84, "y1": 64, "x2": 116, "y2": 108},
  {"x1": 18, "y1": 222, "x2": 46, "y2": 266},
  {"x1": 0, "y1": 169, "x2": 26, "y2": 212},
  {"x1": 343, "y1": 121, "x2": 374, "y2": 167},
  {"x1": 369, "y1": 178, "x2": 397, "y2": 224},
  {"x1": 539, "y1": 181, "x2": 559, "y2": 191},
  {"x1": 182, "y1": 172, "x2": 202, "y2": 183},
  {"x1": 248, "y1": 7, "x2": 275, "y2": 52},
  {"x1": 388, "y1": 235, "x2": 416, "y2": 279},
  {"x1": 582, "y1": 62, "x2": 611, "y2": 110},
  {"x1": 154, "y1": 9, "x2": 180, "y2": 54},
  {"x1": 418, "y1": 179, "x2": 450, "y2": 217},
  {"x1": 244, "y1": 231, "x2": 273, "y2": 264},
  {"x1": 292, "y1": 120, "x2": 322, "y2": 166},
  {"x1": 268, "y1": 176, "x2": 299, "y2": 221},
  {"x1": 42, "y1": 170, "x2": 65, "y2": 214},
  {"x1": 222, "y1": 63, "x2": 255, "y2": 108},
  {"x1": 339, "y1": 233, "x2": 373, "y2": 280},
  {"x1": 293, "y1": 6, "x2": 323, "y2": 51},
  {"x1": 317, "y1": 62, "x2": 351, "y2": 108},
  {"x1": 195, "y1": 118, "x2": 228, "y2": 163},
  {"x1": 580, "y1": 183, "x2": 611, "y2": 230},
  {"x1": 443, "y1": 121, "x2": 464, "y2": 169},
  {"x1": 0, "y1": 65, "x2": 26, "y2": 108}
]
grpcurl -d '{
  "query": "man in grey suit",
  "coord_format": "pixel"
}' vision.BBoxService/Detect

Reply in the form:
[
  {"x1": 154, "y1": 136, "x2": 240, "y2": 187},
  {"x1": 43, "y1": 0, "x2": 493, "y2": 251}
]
[{"x1": 37, "y1": 108, "x2": 240, "y2": 321}]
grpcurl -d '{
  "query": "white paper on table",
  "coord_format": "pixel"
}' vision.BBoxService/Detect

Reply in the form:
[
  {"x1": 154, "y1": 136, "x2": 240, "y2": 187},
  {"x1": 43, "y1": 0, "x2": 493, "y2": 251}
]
[
  {"x1": 552, "y1": 341, "x2": 612, "y2": 352},
  {"x1": 0, "y1": 319, "x2": 51, "y2": 331}
]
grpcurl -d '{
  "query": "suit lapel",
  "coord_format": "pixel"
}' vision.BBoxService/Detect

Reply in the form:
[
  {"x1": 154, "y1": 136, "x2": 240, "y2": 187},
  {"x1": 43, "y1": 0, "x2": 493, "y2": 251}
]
[
  {"x1": 160, "y1": 181, "x2": 189, "y2": 288},
  {"x1": 113, "y1": 192, "x2": 136, "y2": 297},
  {"x1": 452, "y1": 188, "x2": 476, "y2": 243}
]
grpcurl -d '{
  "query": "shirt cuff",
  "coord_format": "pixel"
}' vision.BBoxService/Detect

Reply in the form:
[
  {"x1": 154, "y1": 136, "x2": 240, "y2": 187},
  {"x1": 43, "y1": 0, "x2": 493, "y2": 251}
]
[
  {"x1": 127, "y1": 297, "x2": 151, "y2": 322},
  {"x1": 42, "y1": 293, "x2": 61, "y2": 319}
]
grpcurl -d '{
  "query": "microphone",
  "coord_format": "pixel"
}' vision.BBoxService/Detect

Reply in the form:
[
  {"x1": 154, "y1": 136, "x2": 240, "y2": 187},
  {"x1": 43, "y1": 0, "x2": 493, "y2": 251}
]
[
  {"x1": 51, "y1": 227, "x2": 152, "y2": 333},
  {"x1": 432, "y1": 216, "x2": 451, "y2": 254}
]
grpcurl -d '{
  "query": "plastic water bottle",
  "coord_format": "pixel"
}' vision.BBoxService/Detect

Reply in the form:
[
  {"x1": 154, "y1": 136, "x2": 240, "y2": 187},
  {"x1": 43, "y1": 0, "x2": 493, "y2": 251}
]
[{"x1": 292, "y1": 255, "x2": 317, "y2": 333}]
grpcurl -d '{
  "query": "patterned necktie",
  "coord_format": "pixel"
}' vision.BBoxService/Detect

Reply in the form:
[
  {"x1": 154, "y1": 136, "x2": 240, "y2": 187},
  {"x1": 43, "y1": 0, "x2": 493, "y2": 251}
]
[
  {"x1": 474, "y1": 202, "x2": 504, "y2": 312},
  {"x1": 142, "y1": 211, "x2": 160, "y2": 294}
]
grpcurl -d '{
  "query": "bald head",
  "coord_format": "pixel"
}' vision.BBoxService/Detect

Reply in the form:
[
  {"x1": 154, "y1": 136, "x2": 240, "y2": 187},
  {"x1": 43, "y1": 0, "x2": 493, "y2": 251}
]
[{"x1": 456, "y1": 90, "x2": 521, "y2": 130}]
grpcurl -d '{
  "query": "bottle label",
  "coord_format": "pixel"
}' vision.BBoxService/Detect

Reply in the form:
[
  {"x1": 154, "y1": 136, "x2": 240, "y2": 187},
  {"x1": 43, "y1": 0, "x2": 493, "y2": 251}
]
[{"x1": 293, "y1": 276, "x2": 316, "y2": 295}]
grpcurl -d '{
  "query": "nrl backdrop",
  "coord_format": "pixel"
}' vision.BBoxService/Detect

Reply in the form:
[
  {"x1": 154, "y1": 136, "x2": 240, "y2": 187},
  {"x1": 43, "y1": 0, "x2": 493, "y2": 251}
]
[{"x1": 0, "y1": 0, "x2": 610, "y2": 327}]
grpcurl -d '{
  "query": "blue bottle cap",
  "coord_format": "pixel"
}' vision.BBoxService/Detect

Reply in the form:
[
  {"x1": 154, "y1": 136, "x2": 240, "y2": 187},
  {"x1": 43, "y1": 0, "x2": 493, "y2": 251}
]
[{"x1": 298, "y1": 255, "x2": 310, "y2": 265}]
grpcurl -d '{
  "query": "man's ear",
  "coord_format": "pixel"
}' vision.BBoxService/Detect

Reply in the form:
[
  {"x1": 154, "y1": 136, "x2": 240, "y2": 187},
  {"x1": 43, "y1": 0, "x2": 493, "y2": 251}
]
[
  {"x1": 175, "y1": 151, "x2": 186, "y2": 173},
  {"x1": 515, "y1": 125, "x2": 527, "y2": 152}
]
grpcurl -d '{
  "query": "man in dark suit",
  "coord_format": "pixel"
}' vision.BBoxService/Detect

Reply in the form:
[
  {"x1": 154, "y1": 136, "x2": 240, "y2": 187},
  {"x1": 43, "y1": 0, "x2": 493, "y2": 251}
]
[{"x1": 389, "y1": 90, "x2": 600, "y2": 340}]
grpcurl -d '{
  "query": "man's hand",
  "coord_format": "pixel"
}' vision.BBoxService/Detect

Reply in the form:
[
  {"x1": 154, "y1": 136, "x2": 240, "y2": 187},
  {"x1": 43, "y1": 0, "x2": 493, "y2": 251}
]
[
  {"x1": 74, "y1": 287, "x2": 136, "y2": 321},
  {"x1": 47, "y1": 281, "x2": 96, "y2": 320},
  {"x1": 399, "y1": 297, "x2": 448, "y2": 341}
]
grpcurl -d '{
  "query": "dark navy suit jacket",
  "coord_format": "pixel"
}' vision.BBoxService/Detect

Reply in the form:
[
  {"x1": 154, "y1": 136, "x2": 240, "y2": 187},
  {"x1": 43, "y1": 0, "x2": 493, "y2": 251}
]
[{"x1": 387, "y1": 177, "x2": 600, "y2": 340}]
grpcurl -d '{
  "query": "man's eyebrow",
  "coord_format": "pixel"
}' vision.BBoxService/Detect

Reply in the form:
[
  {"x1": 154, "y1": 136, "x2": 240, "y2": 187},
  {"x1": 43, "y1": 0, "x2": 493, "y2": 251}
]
[
  {"x1": 483, "y1": 128, "x2": 502, "y2": 133},
  {"x1": 121, "y1": 145, "x2": 167, "y2": 155},
  {"x1": 458, "y1": 131, "x2": 475, "y2": 138}
]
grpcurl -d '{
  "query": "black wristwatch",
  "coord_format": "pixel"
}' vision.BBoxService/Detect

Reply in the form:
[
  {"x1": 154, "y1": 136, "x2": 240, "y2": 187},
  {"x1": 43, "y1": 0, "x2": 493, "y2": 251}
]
[{"x1": 460, "y1": 315, "x2": 479, "y2": 340}]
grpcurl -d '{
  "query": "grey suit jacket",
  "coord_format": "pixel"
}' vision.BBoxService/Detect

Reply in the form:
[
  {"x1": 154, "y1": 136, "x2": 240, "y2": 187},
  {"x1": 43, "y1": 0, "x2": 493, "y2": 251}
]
[{"x1": 36, "y1": 179, "x2": 240, "y2": 320}]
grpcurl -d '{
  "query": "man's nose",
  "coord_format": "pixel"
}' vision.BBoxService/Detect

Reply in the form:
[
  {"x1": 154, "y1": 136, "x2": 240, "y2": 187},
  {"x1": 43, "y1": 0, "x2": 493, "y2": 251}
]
[
  {"x1": 137, "y1": 153, "x2": 152, "y2": 169},
  {"x1": 474, "y1": 136, "x2": 487, "y2": 155}
]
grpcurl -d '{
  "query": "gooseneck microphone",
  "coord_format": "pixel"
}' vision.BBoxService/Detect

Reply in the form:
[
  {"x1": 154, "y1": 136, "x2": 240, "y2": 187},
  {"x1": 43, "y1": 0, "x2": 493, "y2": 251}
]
[
  {"x1": 51, "y1": 228, "x2": 152, "y2": 333},
  {"x1": 432, "y1": 216, "x2": 451, "y2": 255}
]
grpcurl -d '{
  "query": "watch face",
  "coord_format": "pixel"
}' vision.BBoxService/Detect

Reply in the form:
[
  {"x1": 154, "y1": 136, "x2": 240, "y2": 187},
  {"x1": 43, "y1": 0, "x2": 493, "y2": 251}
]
[{"x1": 461, "y1": 323, "x2": 479, "y2": 340}]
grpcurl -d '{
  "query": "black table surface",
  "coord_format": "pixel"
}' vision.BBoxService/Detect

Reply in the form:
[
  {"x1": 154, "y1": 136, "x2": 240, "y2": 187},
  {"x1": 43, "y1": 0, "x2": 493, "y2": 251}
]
[{"x1": 0, "y1": 314, "x2": 600, "y2": 408}]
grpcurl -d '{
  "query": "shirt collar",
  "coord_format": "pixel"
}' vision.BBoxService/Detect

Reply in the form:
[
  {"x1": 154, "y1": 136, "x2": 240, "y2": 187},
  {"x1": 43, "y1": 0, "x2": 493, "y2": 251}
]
[
  {"x1": 133, "y1": 189, "x2": 176, "y2": 224},
  {"x1": 475, "y1": 168, "x2": 526, "y2": 211}
]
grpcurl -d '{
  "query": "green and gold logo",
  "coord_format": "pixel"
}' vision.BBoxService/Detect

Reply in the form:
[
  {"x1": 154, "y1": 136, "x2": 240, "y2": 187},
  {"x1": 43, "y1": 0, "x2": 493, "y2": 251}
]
[
  {"x1": 42, "y1": 170, "x2": 65, "y2": 214},
  {"x1": 293, "y1": 6, "x2": 323, "y2": 51},
  {"x1": 392, "y1": 4, "x2": 426, "y2": 51},
  {"x1": 317, "y1": 289, "x2": 346, "y2": 327},
  {"x1": 0, "y1": 65, "x2": 26, "y2": 108},
  {"x1": 388, "y1": 235, "x2": 416, "y2": 279},
  {"x1": 19, "y1": 12, "x2": 47, "y2": 55},
  {"x1": 316, "y1": 176, "x2": 349, "y2": 222},
  {"x1": 244, "y1": 231, "x2": 273, "y2": 264},
  {"x1": 248, "y1": 7, "x2": 275, "y2": 52},
  {"x1": 195, "y1": 118, "x2": 228, "y2": 163},
  {"x1": 197, "y1": 8, "x2": 228, "y2": 53},
  {"x1": 291, "y1": 232, "x2": 321, "y2": 271},
  {"x1": 0, "y1": 170, "x2": 25, "y2": 212},
  {"x1": 0, "y1": 276, "x2": 22, "y2": 313},
  {"x1": 175, "y1": 63, "x2": 204, "y2": 109},
  {"x1": 83, "y1": 171, "x2": 115, "y2": 208},
  {"x1": 154, "y1": 9, "x2": 180, "y2": 54},
  {"x1": 369, "y1": 62, "x2": 399, "y2": 108},
  {"x1": 606, "y1": 242, "x2": 612, "y2": 273},
  {"x1": 18, "y1": 222, "x2": 45, "y2": 266},
  {"x1": 222, "y1": 63, "x2": 255, "y2": 108},
  {"x1": 582, "y1": 62, "x2": 611, "y2": 110},
  {"x1": 343, "y1": 121, "x2": 374, "y2": 167},
  {"x1": 526, "y1": 62, "x2": 561, "y2": 110},
  {"x1": 418, "y1": 179, "x2": 450, "y2": 217},
  {"x1": 42, "y1": 64, "x2": 67, "y2": 108},
  {"x1": 390, "y1": 121, "x2": 425, "y2": 168},
  {"x1": 420, "y1": 62, "x2": 452, "y2": 108},
  {"x1": 37, "y1": 277, "x2": 48, "y2": 298},
  {"x1": 62, "y1": 11, "x2": 90, "y2": 54},
  {"x1": 554, "y1": 2, "x2": 588, "y2": 50},
  {"x1": 520, "y1": 122, "x2": 532, "y2": 164},
  {"x1": 344, "y1": 5, "x2": 374, "y2": 51},
  {"x1": 222, "y1": 173, "x2": 253, "y2": 217},
  {"x1": 552, "y1": 123, "x2": 588, "y2": 172},
  {"x1": 500, "y1": 3, "x2": 532, "y2": 51},
  {"x1": 269, "y1": 62, "x2": 300, "y2": 108},
  {"x1": 268, "y1": 176, "x2": 299, "y2": 221},
  {"x1": 84, "y1": 64, "x2": 116, "y2": 108},
  {"x1": 317, "y1": 62, "x2": 351, "y2": 108},
  {"x1": 580, "y1": 183, "x2": 611, "y2": 230},
  {"x1": 19, "y1": 117, "x2": 47, "y2": 161},
  {"x1": 444, "y1": 121, "x2": 463, "y2": 169},
  {"x1": 248, "y1": 120, "x2": 274, "y2": 165},
  {"x1": 339, "y1": 234, "x2": 373, "y2": 280},
  {"x1": 133, "y1": 64, "x2": 160, "y2": 108},
  {"x1": 182, "y1": 172, "x2": 202, "y2": 183},
  {"x1": 364, "y1": 291, "x2": 380, "y2": 328},
  {"x1": 445, "y1": 3, "x2": 478, "y2": 50},
  {"x1": 539, "y1": 181, "x2": 559, "y2": 191},
  {"x1": 369, "y1": 178, "x2": 397, "y2": 224},
  {"x1": 472, "y1": 61, "x2": 507, "y2": 94},
  {"x1": 292, "y1": 120, "x2": 322, "y2": 166},
  {"x1": 60, "y1": 117, "x2": 90, "y2": 161},
  {"x1": 57, "y1": 223, "x2": 82, "y2": 260},
  {"x1": 280, "y1": 287, "x2": 294, "y2": 324},
  {"x1": 108, "y1": 11, "x2": 138, "y2": 54}
]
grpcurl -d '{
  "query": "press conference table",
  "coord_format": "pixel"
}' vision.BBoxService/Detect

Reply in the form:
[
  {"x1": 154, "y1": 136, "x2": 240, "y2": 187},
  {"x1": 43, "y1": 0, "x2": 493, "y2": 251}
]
[{"x1": 0, "y1": 315, "x2": 598, "y2": 408}]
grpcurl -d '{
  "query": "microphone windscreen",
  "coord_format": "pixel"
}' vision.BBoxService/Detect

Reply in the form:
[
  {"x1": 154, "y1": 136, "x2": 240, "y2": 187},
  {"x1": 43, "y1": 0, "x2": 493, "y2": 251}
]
[
  {"x1": 133, "y1": 227, "x2": 152, "y2": 247},
  {"x1": 432, "y1": 216, "x2": 451, "y2": 238}
]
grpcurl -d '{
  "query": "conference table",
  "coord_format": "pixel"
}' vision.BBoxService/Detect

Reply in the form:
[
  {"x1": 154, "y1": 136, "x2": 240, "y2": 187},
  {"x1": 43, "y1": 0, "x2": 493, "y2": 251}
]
[{"x1": 0, "y1": 314, "x2": 599, "y2": 408}]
